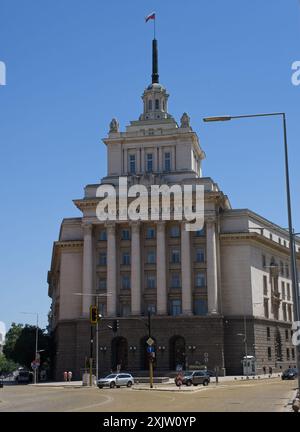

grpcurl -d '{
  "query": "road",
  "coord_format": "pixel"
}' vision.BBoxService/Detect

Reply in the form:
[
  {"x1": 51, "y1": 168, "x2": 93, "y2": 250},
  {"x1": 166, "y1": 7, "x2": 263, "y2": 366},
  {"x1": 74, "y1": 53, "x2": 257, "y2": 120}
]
[{"x1": 0, "y1": 378, "x2": 296, "y2": 412}]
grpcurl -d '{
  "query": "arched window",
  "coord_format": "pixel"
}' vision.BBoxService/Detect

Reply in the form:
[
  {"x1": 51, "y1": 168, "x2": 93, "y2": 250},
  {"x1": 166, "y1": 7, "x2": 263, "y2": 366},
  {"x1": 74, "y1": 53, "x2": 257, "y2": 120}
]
[
  {"x1": 148, "y1": 100, "x2": 152, "y2": 110},
  {"x1": 155, "y1": 99, "x2": 159, "y2": 110}
]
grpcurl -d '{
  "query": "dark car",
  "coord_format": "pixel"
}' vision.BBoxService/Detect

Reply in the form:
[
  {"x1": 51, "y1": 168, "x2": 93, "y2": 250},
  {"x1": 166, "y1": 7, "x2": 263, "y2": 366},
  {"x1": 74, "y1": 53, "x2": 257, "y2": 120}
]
[
  {"x1": 281, "y1": 368, "x2": 299, "y2": 380},
  {"x1": 175, "y1": 370, "x2": 210, "y2": 387}
]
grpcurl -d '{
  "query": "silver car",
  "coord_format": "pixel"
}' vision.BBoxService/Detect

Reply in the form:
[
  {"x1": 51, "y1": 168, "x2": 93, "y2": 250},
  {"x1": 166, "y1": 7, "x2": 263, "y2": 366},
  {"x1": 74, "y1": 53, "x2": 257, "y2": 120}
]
[{"x1": 97, "y1": 373, "x2": 134, "y2": 389}]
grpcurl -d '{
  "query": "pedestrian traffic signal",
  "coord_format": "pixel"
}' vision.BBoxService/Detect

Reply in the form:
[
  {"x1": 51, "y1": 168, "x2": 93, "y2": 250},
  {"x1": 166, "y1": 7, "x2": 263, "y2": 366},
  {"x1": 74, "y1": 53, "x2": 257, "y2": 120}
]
[
  {"x1": 90, "y1": 305, "x2": 98, "y2": 324},
  {"x1": 112, "y1": 319, "x2": 119, "y2": 333}
]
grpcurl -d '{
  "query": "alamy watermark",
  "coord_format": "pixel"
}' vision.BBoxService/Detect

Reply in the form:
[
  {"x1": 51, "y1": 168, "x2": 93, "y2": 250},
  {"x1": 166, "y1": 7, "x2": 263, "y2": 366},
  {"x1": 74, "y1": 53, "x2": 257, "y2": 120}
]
[
  {"x1": 96, "y1": 177, "x2": 204, "y2": 231},
  {"x1": 0, "y1": 61, "x2": 6, "y2": 86}
]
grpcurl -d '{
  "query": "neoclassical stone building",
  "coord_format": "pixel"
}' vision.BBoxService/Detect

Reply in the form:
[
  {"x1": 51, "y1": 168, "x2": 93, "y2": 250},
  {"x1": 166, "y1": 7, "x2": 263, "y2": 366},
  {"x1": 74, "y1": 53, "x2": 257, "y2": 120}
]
[{"x1": 48, "y1": 39, "x2": 300, "y2": 380}]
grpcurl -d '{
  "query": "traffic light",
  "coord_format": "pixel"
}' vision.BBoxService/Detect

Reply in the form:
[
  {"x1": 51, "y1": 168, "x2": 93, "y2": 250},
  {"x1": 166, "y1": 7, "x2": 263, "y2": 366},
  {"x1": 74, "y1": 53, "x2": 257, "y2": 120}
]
[
  {"x1": 112, "y1": 319, "x2": 119, "y2": 333},
  {"x1": 90, "y1": 305, "x2": 98, "y2": 325}
]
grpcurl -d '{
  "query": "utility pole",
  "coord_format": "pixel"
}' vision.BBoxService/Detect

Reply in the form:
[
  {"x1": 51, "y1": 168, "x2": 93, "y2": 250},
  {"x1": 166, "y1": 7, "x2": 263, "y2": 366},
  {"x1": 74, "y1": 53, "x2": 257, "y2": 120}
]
[{"x1": 148, "y1": 311, "x2": 154, "y2": 389}]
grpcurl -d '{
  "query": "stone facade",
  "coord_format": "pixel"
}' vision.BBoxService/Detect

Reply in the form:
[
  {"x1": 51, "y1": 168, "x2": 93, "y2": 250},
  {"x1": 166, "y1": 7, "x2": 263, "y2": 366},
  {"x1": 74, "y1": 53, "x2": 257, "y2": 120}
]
[{"x1": 48, "y1": 38, "x2": 300, "y2": 380}]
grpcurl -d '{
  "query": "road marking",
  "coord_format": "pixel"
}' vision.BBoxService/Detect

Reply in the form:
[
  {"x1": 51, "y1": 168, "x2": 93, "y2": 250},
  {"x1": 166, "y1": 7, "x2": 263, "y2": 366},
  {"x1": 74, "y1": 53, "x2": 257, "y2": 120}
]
[{"x1": 66, "y1": 394, "x2": 114, "y2": 412}]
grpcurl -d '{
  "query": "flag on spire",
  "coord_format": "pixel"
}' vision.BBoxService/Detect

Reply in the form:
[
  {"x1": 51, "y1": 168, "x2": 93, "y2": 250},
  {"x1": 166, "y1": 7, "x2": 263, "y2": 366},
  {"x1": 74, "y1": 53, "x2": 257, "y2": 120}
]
[{"x1": 145, "y1": 12, "x2": 156, "y2": 23}]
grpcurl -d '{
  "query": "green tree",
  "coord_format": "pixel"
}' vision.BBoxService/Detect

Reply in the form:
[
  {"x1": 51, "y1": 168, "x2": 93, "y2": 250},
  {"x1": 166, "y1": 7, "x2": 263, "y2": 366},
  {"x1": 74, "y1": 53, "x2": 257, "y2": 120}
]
[
  {"x1": 0, "y1": 353, "x2": 19, "y2": 374},
  {"x1": 3, "y1": 323, "x2": 23, "y2": 360}
]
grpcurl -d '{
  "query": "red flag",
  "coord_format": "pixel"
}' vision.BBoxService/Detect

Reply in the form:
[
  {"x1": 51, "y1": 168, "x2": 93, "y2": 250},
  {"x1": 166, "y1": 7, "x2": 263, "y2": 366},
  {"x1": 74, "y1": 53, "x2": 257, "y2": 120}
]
[{"x1": 145, "y1": 12, "x2": 155, "y2": 23}]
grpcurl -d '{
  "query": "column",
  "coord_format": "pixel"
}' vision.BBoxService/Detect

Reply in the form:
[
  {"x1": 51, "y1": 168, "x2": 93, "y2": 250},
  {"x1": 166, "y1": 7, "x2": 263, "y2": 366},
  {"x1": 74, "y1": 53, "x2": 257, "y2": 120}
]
[
  {"x1": 82, "y1": 223, "x2": 93, "y2": 316},
  {"x1": 141, "y1": 147, "x2": 145, "y2": 173},
  {"x1": 181, "y1": 223, "x2": 192, "y2": 315},
  {"x1": 106, "y1": 222, "x2": 117, "y2": 317},
  {"x1": 123, "y1": 148, "x2": 128, "y2": 174},
  {"x1": 159, "y1": 147, "x2": 163, "y2": 171},
  {"x1": 206, "y1": 219, "x2": 219, "y2": 314},
  {"x1": 157, "y1": 222, "x2": 167, "y2": 315},
  {"x1": 131, "y1": 222, "x2": 141, "y2": 315}
]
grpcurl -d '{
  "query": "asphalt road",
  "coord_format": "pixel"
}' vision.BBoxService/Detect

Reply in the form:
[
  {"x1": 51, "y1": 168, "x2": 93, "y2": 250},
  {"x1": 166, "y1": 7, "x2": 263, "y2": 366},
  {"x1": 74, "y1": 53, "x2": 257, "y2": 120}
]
[{"x1": 0, "y1": 378, "x2": 296, "y2": 412}]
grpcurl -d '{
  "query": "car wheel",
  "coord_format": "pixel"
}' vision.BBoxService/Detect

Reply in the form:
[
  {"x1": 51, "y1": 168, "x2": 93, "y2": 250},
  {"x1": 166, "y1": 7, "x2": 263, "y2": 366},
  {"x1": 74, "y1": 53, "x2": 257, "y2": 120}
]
[
  {"x1": 127, "y1": 381, "x2": 133, "y2": 388},
  {"x1": 110, "y1": 382, "x2": 116, "y2": 389},
  {"x1": 203, "y1": 380, "x2": 209, "y2": 386},
  {"x1": 193, "y1": 383, "x2": 198, "y2": 386},
  {"x1": 186, "y1": 380, "x2": 192, "y2": 386},
  {"x1": 98, "y1": 385, "x2": 103, "y2": 389}
]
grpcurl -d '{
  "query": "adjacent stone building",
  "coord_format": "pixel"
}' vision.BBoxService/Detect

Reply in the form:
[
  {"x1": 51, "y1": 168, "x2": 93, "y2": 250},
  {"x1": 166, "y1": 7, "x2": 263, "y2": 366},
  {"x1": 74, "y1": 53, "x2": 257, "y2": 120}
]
[{"x1": 48, "y1": 38, "x2": 300, "y2": 380}]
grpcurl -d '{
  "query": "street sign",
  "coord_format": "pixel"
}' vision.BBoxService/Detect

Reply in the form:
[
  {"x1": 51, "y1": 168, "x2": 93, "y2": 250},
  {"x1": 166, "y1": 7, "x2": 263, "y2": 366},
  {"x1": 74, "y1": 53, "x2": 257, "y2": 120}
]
[
  {"x1": 147, "y1": 346, "x2": 154, "y2": 353},
  {"x1": 146, "y1": 337, "x2": 154, "y2": 346},
  {"x1": 31, "y1": 361, "x2": 39, "y2": 370}
]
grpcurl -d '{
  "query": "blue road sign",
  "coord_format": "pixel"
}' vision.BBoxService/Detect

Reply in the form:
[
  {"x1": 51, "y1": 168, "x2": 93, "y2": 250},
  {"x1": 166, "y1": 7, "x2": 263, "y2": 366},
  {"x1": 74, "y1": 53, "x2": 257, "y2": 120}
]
[{"x1": 147, "y1": 346, "x2": 154, "y2": 353}]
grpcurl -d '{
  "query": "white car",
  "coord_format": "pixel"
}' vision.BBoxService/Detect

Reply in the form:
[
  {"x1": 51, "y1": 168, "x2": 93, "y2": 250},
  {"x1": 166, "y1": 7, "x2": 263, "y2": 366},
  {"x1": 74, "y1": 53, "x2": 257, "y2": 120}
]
[{"x1": 97, "y1": 373, "x2": 134, "y2": 389}]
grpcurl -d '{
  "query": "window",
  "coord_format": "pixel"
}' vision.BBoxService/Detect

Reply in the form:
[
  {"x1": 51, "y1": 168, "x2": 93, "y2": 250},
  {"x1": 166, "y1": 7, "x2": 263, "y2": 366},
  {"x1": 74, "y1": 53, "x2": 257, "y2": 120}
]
[
  {"x1": 170, "y1": 273, "x2": 181, "y2": 289},
  {"x1": 171, "y1": 249, "x2": 180, "y2": 264},
  {"x1": 196, "y1": 228, "x2": 205, "y2": 237},
  {"x1": 122, "y1": 252, "x2": 130, "y2": 265},
  {"x1": 270, "y1": 233, "x2": 273, "y2": 241},
  {"x1": 121, "y1": 304, "x2": 130, "y2": 317},
  {"x1": 283, "y1": 304, "x2": 287, "y2": 322},
  {"x1": 146, "y1": 153, "x2": 153, "y2": 172},
  {"x1": 98, "y1": 303, "x2": 106, "y2": 317},
  {"x1": 121, "y1": 229, "x2": 130, "y2": 240},
  {"x1": 268, "y1": 347, "x2": 272, "y2": 360},
  {"x1": 148, "y1": 100, "x2": 152, "y2": 110},
  {"x1": 280, "y1": 261, "x2": 284, "y2": 276},
  {"x1": 292, "y1": 348, "x2": 295, "y2": 359},
  {"x1": 284, "y1": 240, "x2": 287, "y2": 247},
  {"x1": 99, "y1": 252, "x2": 107, "y2": 266},
  {"x1": 264, "y1": 299, "x2": 269, "y2": 318},
  {"x1": 288, "y1": 304, "x2": 292, "y2": 322},
  {"x1": 155, "y1": 99, "x2": 159, "y2": 110},
  {"x1": 279, "y1": 238, "x2": 282, "y2": 245},
  {"x1": 98, "y1": 278, "x2": 107, "y2": 291},
  {"x1": 282, "y1": 282, "x2": 286, "y2": 300},
  {"x1": 146, "y1": 274, "x2": 156, "y2": 289},
  {"x1": 195, "y1": 248, "x2": 205, "y2": 263},
  {"x1": 147, "y1": 250, "x2": 156, "y2": 264},
  {"x1": 129, "y1": 154, "x2": 136, "y2": 174},
  {"x1": 262, "y1": 254, "x2": 266, "y2": 268},
  {"x1": 170, "y1": 225, "x2": 180, "y2": 238},
  {"x1": 194, "y1": 299, "x2": 208, "y2": 316},
  {"x1": 285, "y1": 329, "x2": 289, "y2": 341},
  {"x1": 267, "y1": 327, "x2": 271, "y2": 340},
  {"x1": 170, "y1": 299, "x2": 181, "y2": 316},
  {"x1": 195, "y1": 272, "x2": 206, "y2": 288},
  {"x1": 164, "y1": 152, "x2": 171, "y2": 171},
  {"x1": 146, "y1": 227, "x2": 155, "y2": 239},
  {"x1": 287, "y1": 348, "x2": 290, "y2": 360},
  {"x1": 121, "y1": 275, "x2": 130, "y2": 290},
  {"x1": 287, "y1": 283, "x2": 291, "y2": 300},
  {"x1": 99, "y1": 230, "x2": 107, "y2": 241},
  {"x1": 285, "y1": 264, "x2": 290, "y2": 278},
  {"x1": 263, "y1": 275, "x2": 268, "y2": 295}
]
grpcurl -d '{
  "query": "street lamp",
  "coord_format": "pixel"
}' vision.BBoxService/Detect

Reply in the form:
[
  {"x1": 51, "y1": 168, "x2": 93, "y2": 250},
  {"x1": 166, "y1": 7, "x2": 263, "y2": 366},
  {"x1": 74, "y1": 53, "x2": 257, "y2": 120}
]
[
  {"x1": 20, "y1": 312, "x2": 39, "y2": 384},
  {"x1": 203, "y1": 112, "x2": 300, "y2": 391}
]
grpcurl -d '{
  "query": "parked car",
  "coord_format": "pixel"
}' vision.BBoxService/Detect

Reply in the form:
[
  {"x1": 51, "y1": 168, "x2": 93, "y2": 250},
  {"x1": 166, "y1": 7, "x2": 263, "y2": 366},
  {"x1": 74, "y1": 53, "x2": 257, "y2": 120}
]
[
  {"x1": 175, "y1": 370, "x2": 210, "y2": 387},
  {"x1": 281, "y1": 368, "x2": 299, "y2": 380},
  {"x1": 97, "y1": 373, "x2": 134, "y2": 389},
  {"x1": 15, "y1": 370, "x2": 32, "y2": 384}
]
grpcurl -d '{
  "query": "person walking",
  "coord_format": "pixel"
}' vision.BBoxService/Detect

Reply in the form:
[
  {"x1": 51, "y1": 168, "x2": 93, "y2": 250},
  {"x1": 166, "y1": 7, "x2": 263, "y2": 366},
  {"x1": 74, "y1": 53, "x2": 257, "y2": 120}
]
[
  {"x1": 268, "y1": 366, "x2": 272, "y2": 376},
  {"x1": 68, "y1": 371, "x2": 72, "y2": 382},
  {"x1": 63, "y1": 371, "x2": 68, "y2": 382},
  {"x1": 263, "y1": 366, "x2": 266, "y2": 375}
]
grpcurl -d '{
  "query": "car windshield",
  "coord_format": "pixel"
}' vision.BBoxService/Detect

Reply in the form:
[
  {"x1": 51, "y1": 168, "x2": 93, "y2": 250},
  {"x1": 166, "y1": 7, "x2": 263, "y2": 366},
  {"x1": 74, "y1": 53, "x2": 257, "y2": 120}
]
[
  {"x1": 183, "y1": 371, "x2": 193, "y2": 376},
  {"x1": 104, "y1": 374, "x2": 117, "y2": 379}
]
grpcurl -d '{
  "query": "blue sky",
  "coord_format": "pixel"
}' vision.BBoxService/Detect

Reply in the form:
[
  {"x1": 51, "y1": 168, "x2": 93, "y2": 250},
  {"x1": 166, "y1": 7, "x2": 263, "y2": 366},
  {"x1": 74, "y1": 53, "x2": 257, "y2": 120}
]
[{"x1": 0, "y1": 0, "x2": 300, "y2": 330}]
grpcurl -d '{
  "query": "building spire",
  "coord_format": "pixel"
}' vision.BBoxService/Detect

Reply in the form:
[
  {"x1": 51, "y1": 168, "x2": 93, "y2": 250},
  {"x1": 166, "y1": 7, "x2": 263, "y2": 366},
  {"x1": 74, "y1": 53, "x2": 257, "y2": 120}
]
[{"x1": 152, "y1": 39, "x2": 159, "y2": 84}]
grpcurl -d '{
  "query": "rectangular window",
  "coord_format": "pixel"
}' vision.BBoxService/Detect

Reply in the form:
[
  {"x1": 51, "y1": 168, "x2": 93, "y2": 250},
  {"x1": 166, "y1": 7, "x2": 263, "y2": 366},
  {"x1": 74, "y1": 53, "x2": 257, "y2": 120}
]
[
  {"x1": 121, "y1": 304, "x2": 131, "y2": 317},
  {"x1": 263, "y1": 275, "x2": 268, "y2": 295},
  {"x1": 164, "y1": 152, "x2": 171, "y2": 171},
  {"x1": 283, "y1": 304, "x2": 287, "y2": 322},
  {"x1": 262, "y1": 254, "x2": 266, "y2": 268},
  {"x1": 268, "y1": 347, "x2": 272, "y2": 359},
  {"x1": 99, "y1": 252, "x2": 107, "y2": 266},
  {"x1": 292, "y1": 348, "x2": 295, "y2": 359},
  {"x1": 99, "y1": 230, "x2": 107, "y2": 241},
  {"x1": 285, "y1": 329, "x2": 289, "y2": 341},
  {"x1": 280, "y1": 261, "x2": 284, "y2": 276},
  {"x1": 146, "y1": 153, "x2": 153, "y2": 172},
  {"x1": 194, "y1": 299, "x2": 208, "y2": 316},
  {"x1": 287, "y1": 348, "x2": 290, "y2": 360},
  {"x1": 98, "y1": 278, "x2": 107, "y2": 291},
  {"x1": 287, "y1": 283, "x2": 291, "y2": 301},
  {"x1": 155, "y1": 99, "x2": 160, "y2": 110},
  {"x1": 147, "y1": 250, "x2": 156, "y2": 264},
  {"x1": 170, "y1": 299, "x2": 181, "y2": 316},
  {"x1": 264, "y1": 299, "x2": 269, "y2": 319},
  {"x1": 288, "y1": 304, "x2": 292, "y2": 322},
  {"x1": 98, "y1": 303, "x2": 106, "y2": 317},
  {"x1": 170, "y1": 273, "x2": 181, "y2": 289},
  {"x1": 196, "y1": 228, "x2": 205, "y2": 237},
  {"x1": 121, "y1": 229, "x2": 130, "y2": 240},
  {"x1": 285, "y1": 264, "x2": 290, "y2": 279},
  {"x1": 267, "y1": 327, "x2": 271, "y2": 339},
  {"x1": 146, "y1": 227, "x2": 155, "y2": 239},
  {"x1": 171, "y1": 249, "x2": 180, "y2": 264},
  {"x1": 129, "y1": 154, "x2": 136, "y2": 174},
  {"x1": 170, "y1": 225, "x2": 180, "y2": 238},
  {"x1": 121, "y1": 275, "x2": 131, "y2": 290},
  {"x1": 195, "y1": 248, "x2": 205, "y2": 263},
  {"x1": 195, "y1": 272, "x2": 206, "y2": 288},
  {"x1": 122, "y1": 252, "x2": 131, "y2": 265},
  {"x1": 281, "y1": 282, "x2": 286, "y2": 300},
  {"x1": 146, "y1": 274, "x2": 156, "y2": 289}
]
